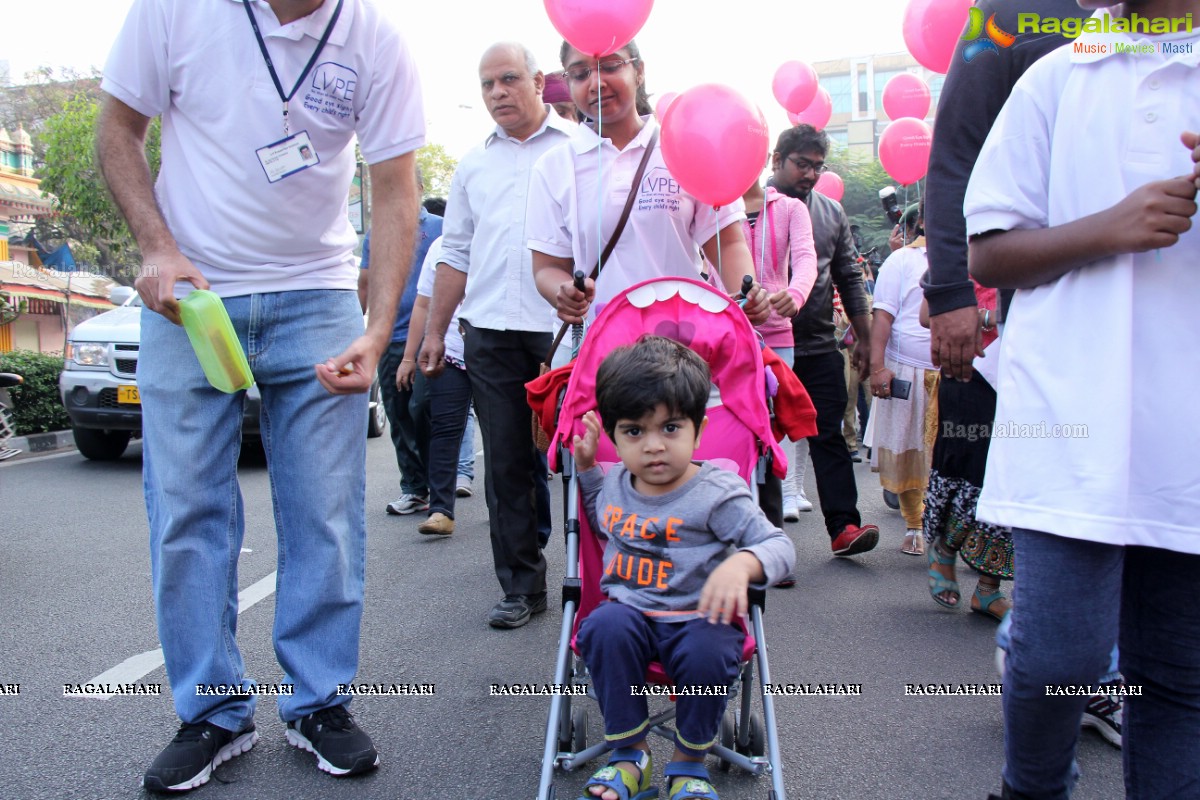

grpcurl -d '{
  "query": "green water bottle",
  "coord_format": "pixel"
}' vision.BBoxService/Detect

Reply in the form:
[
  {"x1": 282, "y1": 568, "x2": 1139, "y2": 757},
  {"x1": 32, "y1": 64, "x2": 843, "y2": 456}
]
[{"x1": 178, "y1": 290, "x2": 253, "y2": 393}]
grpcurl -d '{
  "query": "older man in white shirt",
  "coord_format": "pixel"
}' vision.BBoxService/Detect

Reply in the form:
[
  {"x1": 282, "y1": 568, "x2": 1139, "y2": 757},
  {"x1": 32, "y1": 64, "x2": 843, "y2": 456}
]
[{"x1": 419, "y1": 42, "x2": 576, "y2": 628}]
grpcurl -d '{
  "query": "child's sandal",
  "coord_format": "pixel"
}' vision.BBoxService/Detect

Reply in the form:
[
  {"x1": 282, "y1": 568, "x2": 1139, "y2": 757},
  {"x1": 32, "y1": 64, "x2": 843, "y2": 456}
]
[
  {"x1": 664, "y1": 761, "x2": 720, "y2": 800},
  {"x1": 579, "y1": 748, "x2": 657, "y2": 800}
]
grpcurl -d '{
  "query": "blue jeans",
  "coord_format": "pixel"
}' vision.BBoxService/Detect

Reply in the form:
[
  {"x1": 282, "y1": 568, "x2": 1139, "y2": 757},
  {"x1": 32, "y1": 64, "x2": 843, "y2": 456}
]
[
  {"x1": 379, "y1": 340, "x2": 429, "y2": 496},
  {"x1": 141, "y1": 290, "x2": 368, "y2": 729},
  {"x1": 1003, "y1": 528, "x2": 1200, "y2": 799},
  {"x1": 458, "y1": 407, "x2": 476, "y2": 480},
  {"x1": 426, "y1": 364, "x2": 472, "y2": 519}
]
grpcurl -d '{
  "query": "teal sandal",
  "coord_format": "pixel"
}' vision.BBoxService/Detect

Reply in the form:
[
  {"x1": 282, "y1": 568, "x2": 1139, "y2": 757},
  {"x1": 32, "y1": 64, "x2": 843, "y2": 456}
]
[
  {"x1": 971, "y1": 583, "x2": 1010, "y2": 623},
  {"x1": 580, "y1": 748, "x2": 657, "y2": 800},
  {"x1": 664, "y1": 761, "x2": 719, "y2": 800},
  {"x1": 927, "y1": 538, "x2": 961, "y2": 610}
]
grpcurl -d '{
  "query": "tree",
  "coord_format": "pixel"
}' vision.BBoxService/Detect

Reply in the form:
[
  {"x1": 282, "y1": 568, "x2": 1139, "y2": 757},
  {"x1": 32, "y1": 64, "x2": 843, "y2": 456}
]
[
  {"x1": 825, "y1": 145, "x2": 923, "y2": 259},
  {"x1": 0, "y1": 67, "x2": 101, "y2": 164},
  {"x1": 37, "y1": 94, "x2": 161, "y2": 283},
  {"x1": 415, "y1": 142, "x2": 457, "y2": 199}
]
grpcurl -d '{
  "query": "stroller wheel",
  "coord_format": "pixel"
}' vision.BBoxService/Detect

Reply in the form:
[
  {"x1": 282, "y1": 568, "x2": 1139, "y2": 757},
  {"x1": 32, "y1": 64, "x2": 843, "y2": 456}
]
[
  {"x1": 717, "y1": 710, "x2": 736, "y2": 772},
  {"x1": 571, "y1": 707, "x2": 588, "y2": 754},
  {"x1": 743, "y1": 710, "x2": 766, "y2": 757}
]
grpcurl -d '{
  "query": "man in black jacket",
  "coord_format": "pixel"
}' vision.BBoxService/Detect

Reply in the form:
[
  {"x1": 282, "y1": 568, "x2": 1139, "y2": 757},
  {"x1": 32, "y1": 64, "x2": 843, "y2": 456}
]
[{"x1": 772, "y1": 125, "x2": 879, "y2": 556}]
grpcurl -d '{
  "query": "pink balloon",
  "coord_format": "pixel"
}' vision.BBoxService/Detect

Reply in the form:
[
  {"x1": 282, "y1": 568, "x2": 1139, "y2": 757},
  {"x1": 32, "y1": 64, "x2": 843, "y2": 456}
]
[
  {"x1": 544, "y1": 0, "x2": 655, "y2": 57},
  {"x1": 661, "y1": 84, "x2": 769, "y2": 207},
  {"x1": 772, "y1": 61, "x2": 819, "y2": 114},
  {"x1": 654, "y1": 91, "x2": 678, "y2": 122},
  {"x1": 878, "y1": 117, "x2": 933, "y2": 185},
  {"x1": 787, "y1": 88, "x2": 832, "y2": 131},
  {"x1": 881, "y1": 73, "x2": 931, "y2": 120},
  {"x1": 903, "y1": 0, "x2": 973, "y2": 74},
  {"x1": 814, "y1": 171, "x2": 844, "y2": 202}
]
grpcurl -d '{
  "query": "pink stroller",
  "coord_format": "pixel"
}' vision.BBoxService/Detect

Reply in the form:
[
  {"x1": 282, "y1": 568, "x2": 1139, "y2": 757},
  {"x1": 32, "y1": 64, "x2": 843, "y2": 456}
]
[{"x1": 532, "y1": 277, "x2": 791, "y2": 800}]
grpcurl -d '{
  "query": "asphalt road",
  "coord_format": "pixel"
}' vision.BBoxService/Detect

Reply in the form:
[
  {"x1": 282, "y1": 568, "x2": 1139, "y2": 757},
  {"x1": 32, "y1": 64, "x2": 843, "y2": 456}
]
[{"x1": 0, "y1": 435, "x2": 1124, "y2": 800}]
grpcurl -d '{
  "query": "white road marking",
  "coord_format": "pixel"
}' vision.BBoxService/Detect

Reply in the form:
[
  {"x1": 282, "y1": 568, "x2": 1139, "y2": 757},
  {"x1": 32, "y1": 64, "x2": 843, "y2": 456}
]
[{"x1": 71, "y1": 571, "x2": 278, "y2": 698}]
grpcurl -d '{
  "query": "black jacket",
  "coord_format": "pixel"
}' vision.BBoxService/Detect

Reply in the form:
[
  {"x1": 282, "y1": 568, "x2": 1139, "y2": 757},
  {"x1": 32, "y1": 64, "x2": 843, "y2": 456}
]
[
  {"x1": 789, "y1": 189, "x2": 870, "y2": 356},
  {"x1": 922, "y1": 0, "x2": 1090, "y2": 319}
]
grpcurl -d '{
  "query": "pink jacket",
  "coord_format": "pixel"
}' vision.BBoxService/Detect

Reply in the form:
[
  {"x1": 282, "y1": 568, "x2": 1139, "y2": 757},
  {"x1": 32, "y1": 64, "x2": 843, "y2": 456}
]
[{"x1": 742, "y1": 186, "x2": 818, "y2": 348}]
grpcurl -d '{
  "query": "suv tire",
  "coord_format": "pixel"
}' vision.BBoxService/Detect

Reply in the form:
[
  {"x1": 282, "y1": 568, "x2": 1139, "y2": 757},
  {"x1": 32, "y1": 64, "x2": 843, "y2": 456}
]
[
  {"x1": 367, "y1": 380, "x2": 386, "y2": 439},
  {"x1": 74, "y1": 428, "x2": 132, "y2": 460}
]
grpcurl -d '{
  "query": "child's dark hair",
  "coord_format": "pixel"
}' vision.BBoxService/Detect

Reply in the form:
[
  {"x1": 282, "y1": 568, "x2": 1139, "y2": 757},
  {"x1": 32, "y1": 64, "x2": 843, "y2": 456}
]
[{"x1": 595, "y1": 336, "x2": 710, "y2": 440}]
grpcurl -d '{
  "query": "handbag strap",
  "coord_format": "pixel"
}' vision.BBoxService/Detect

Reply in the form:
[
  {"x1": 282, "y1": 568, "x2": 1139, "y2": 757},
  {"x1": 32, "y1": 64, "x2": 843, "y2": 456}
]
[{"x1": 544, "y1": 126, "x2": 660, "y2": 365}]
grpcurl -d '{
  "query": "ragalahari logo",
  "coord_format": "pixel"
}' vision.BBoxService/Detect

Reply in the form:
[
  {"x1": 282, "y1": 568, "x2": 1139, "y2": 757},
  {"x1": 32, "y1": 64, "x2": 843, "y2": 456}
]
[{"x1": 961, "y1": 7, "x2": 1017, "y2": 62}]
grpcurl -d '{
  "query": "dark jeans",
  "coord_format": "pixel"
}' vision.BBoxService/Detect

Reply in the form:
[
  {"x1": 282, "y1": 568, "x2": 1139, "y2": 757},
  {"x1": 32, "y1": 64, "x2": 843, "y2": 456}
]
[
  {"x1": 1003, "y1": 529, "x2": 1200, "y2": 799},
  {"x1": 379, "y1": 340, "x2": 429, "y2": 495},
  {"x1": 577, "y1": 601, "x2": 744, "y2": 757},
  {"x1": 462, "y1": 322, "x2": 551, "y2": 598},
  {"x1": 793, "y1": 350, "x2": 860, "y2": 536},
  {"x1": 425, "y1": 364, "x2": 472, "y2": 519}
]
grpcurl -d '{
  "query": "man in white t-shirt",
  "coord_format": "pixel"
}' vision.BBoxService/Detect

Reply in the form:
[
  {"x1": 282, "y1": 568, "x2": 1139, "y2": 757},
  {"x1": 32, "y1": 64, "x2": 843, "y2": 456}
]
[
  {"x1": 417, "y1": 42, "x2": 575, "y2": 629},
  {"x1": 965, "y1": 5, "x2": 1200, "y2": 795},
  {"x1": 96, "y1": 0, "x2": 424, "y2": 790}
]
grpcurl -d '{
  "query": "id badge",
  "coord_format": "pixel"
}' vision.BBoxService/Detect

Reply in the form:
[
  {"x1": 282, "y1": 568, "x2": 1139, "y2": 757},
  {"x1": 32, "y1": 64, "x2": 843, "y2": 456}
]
[{"x1": 256, "y1": 130, "x2": 320, "y2": 183}]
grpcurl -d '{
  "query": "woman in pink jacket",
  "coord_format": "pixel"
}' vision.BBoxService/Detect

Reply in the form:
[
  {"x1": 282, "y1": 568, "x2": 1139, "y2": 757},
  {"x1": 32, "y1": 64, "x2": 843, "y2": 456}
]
[{"x1": 741, "y1": 180, "x2": 818, "y2": 549}]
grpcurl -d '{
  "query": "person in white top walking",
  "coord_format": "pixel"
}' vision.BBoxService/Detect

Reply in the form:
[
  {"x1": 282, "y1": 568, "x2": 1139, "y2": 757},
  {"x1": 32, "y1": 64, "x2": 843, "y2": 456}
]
[
  {"x1": 526, "y1": 39, "x2": 769, "y2": 328},
  {"x1": 966, "y1": 0, "x2": 1200, "y2": 793},
  {"x1": 418, "y1": 42, "x2": 576, "y2": 630}
]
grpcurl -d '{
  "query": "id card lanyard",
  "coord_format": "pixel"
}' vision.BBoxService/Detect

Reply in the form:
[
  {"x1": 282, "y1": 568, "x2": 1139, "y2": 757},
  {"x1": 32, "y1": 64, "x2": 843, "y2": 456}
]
[{"x1": 242, "y1": 0, "x2": 344, "y2": 136}]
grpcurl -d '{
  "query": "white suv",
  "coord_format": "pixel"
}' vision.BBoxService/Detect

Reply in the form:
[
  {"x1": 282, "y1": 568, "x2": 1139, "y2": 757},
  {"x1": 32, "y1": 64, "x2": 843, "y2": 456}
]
[{"x1": 59, "y1": 292, "x2": 387, "y2": 460}]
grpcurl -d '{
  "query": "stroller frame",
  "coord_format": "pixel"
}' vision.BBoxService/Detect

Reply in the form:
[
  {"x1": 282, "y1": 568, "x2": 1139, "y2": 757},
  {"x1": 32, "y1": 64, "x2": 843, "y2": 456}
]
[{"x1": 532, "y1": 277, "x2": 792, "y2": 800}]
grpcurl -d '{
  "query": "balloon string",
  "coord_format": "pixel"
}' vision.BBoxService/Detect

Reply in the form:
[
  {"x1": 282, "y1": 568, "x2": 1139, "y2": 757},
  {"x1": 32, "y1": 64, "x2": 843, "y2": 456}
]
[
  {"x1": 714, "y1": 204, "x2": 722, "y2": 284},
  {"x1": 597, "y1": 79, "x2": 603, "y2": 280},
  {"x1": 902, "y1": 183, "x2": 911, "y2": 246}
]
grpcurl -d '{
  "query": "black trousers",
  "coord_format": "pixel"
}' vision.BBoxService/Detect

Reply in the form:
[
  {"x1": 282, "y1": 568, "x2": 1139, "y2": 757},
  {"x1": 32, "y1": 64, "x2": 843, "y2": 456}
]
[
  {"x1": 793, "y1": 350, "x2": 861, "y2": 537},
  {"x1": 462, "y1": 322, "x2": 552, "y2": 597}
]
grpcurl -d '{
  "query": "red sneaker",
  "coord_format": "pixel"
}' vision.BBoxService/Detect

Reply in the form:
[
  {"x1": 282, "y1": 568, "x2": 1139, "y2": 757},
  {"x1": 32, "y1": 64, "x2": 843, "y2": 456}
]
[{"x1": 831, "y1": 524, "x2": 879, "y2": 556}]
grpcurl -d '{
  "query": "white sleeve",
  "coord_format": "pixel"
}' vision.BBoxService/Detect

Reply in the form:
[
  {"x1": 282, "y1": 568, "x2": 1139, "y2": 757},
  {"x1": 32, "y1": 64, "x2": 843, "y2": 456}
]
[
  {"x1": 354, "y1": 20, "x2": 425, "y2": 164},
  {"x1": 438, "y1": 161, "x2": 475, "y2": 273},
  {"x1": 696, "y1": 196, "x2": 748, "y2": 245},
  {"x1": 526, "y1": 148, "x2": 575, "y2": 259},
  {"x1": 871, "y1": 249, "x2": 906, "y2": 318},
  {"x1": 416, "y1": 237, "x2": 441, "y2": 298},
  {"x1": 964, "y1": 73, "x2": 1053, "y2": 237},
  {"x1": 100, "y1": 0, "x2": 171, "y2": 118}
]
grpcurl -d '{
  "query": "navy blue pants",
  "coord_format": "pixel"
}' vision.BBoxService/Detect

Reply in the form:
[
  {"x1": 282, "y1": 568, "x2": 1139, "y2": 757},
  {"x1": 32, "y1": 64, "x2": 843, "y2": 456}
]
[{"x1": 577, "y1": 601, "x2": 744, "y2": 757}]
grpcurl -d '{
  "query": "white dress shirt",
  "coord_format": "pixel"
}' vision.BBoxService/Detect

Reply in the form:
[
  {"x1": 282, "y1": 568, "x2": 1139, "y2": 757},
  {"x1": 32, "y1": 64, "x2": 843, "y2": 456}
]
[{"x1": 439, "y1": 106, "x2": 575, "y2": 332}]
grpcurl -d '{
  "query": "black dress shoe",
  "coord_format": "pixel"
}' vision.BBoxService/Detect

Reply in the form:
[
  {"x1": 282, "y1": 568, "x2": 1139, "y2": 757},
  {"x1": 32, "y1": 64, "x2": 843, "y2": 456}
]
[{"x1": 487, "y1": 594, "x2": 548, "y2": 629}]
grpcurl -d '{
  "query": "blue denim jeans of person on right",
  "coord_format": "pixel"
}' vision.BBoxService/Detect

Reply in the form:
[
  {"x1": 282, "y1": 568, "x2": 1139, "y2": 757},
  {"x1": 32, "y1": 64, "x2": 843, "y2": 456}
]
[
  {"x1": 997, "y1": 615, "x2": 1119, "y2": 683},
  {"x1": 425, "y1": 364, "x2": 472, "y2": 519},
  {"x1": 378, "y1": 339, "x2": 429, "y2": 496},
  {"x1": 1002, "y1": 528, "x2": 1200, "y2": 799},
  {"x1": 140, "y1": 290, "x2": 368, "y2": 731}
]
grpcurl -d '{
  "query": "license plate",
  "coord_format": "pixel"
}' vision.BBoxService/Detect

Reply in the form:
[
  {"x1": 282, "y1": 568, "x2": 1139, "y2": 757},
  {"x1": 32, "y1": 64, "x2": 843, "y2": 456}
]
[{"x1": 117, "y1": 385, "x2": 140, "y2": 404}]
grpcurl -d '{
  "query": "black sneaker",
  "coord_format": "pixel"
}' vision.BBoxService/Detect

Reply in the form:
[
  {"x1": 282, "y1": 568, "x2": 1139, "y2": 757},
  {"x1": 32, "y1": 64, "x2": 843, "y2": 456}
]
[
  {"x1": 143, "y1": 721, "x2": 257, "y2": 793},
  {"x1": 1081, "y1": 687, "x2": 1123, "y2": 748},
  {"x1": 286, "y1": 705, "x2": 379, "y2": 776},
  {"x1": 487, "y1": 593, "x2": 548, "y2": 629}
]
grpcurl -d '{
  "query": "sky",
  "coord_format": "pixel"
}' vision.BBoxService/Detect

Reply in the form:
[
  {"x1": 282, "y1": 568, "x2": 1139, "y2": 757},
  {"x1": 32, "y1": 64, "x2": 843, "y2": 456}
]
[{"x1": 4, "y1": 0, "x2": 911, "y2": 158}]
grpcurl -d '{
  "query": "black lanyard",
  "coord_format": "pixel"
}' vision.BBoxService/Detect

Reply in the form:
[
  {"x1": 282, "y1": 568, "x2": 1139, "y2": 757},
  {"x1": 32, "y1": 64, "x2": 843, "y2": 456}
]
[{"x1": 242, "y1": 0, "x2": 344, "y2": 136}]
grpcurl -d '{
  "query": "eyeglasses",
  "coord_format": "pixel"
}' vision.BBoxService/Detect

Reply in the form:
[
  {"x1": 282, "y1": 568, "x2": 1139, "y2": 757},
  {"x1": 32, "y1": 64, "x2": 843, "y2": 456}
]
[
  {"x1": 787, "y1": 155, "x2": 827, "y2": 175},
  {"x1": 562, "y1": 58, "x2": 639, "y2": 84}
]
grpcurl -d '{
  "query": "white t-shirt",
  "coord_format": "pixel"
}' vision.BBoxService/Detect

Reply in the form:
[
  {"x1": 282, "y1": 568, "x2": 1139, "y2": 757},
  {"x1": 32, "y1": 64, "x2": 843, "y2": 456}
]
[
  {"x1": 526, "y1": 117, "x2": 746, "y2": 322},
  {"x1": 872, "y1": 245, "x2": 933, "y2": 370},
  {"x1": 102, "y1": 0, "x2": 425, "y2": 297},
  {"x1": 416, "y1": 237, "x2": 464, "y2": 364},
  {"x1": 965, "y1": 22, "x2": 1200, "y2": 553}
]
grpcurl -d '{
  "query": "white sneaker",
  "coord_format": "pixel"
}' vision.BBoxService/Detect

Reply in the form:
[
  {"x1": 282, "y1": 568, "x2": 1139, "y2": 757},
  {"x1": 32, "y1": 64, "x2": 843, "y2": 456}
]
[
  {"x1": 455, "y1": 475, "x2": 473, "y2": 498},
  {"x1": 795, "y1": 492, "x2": 814, "y2": 513},
  {"x1": 783, "y1": 495, "x2": 801, "y2": 522},
  {"x1": 386, "y1": 493, "x2": 428, "y2": 515}
]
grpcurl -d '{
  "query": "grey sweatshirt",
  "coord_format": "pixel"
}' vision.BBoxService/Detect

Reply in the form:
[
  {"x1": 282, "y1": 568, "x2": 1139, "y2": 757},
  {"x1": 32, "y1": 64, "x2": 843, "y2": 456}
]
[{"x1": 579, "y1": 462, "x2": 796, "y2": 622}]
